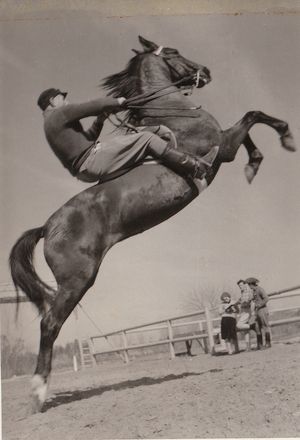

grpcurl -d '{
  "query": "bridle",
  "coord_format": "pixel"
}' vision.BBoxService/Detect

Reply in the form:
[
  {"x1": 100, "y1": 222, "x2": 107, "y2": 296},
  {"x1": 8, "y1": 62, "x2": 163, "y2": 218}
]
[{"x1": 109, "y1": 46, "x2": 206, "y2": 130}]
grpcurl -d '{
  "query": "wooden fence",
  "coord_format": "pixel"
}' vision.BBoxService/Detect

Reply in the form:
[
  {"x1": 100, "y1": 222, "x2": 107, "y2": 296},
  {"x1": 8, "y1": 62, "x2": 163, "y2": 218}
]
[{"x1": 87, "y1": 287, "x2": 300, "y2": 365}]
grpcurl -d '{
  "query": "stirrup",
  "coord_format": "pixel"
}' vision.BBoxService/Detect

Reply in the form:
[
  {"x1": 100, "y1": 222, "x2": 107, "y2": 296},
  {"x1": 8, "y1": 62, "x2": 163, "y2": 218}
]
[{"x1": 198, "y1": 146, "x2": 219, "y2": 167}]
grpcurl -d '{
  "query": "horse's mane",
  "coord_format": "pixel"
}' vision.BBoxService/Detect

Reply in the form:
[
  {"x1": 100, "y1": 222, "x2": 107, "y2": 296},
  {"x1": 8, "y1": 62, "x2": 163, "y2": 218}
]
[
  {"x1": 102, "y1": 54, "x2": 144, "y2": 99},
  {"x1": 102, "y1": 54, "x2": 145, "y2": 124}
]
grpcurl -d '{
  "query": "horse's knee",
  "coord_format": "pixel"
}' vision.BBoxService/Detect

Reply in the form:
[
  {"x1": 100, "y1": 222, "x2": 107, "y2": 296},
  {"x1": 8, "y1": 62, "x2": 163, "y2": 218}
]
[{"x1": 244, "y1": 111, "x2": 262, "y2": 124}]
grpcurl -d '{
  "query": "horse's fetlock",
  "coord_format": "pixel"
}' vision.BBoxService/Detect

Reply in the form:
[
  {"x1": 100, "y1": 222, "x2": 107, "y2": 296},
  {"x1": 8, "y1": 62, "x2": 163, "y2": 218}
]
[{"x1": 279, "y1": 122, "x2": 289, "y2": 135}]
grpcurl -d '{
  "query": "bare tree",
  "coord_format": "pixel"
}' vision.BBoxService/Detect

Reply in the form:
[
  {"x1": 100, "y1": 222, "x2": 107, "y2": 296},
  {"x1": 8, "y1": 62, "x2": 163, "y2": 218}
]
[
  {"x1": 184, "y1": 286, "x2": 220, "y2": 311},
  {"x1": 182, "y1": 282, "x2": 234, "y2": 314}
]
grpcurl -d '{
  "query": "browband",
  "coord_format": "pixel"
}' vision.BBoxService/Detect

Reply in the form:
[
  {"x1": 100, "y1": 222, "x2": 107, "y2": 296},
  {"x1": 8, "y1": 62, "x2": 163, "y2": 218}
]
[{"x1": 153, "y1": 46, "x2": 164, "y2": 56}]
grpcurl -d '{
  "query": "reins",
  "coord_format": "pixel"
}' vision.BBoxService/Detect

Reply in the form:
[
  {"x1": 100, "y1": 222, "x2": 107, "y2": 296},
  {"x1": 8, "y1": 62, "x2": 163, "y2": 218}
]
[{"x1": 124, "y1": 75, "x2": 196, "y2": 108}]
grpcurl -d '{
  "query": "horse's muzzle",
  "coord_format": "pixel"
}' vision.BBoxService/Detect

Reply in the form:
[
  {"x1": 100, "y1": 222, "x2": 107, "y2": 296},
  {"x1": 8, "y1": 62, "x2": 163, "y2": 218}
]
[{"x1": 195, "y1": 69, "x2": 211, "y2": 88}]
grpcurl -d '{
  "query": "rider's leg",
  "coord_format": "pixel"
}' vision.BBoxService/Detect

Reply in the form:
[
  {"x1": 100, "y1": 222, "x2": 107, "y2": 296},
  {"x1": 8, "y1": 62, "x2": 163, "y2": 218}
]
[
  {"x1": 257, "y1": 308, "x2": 271, "y2": 348},
  {"x1": 76, "y1": 131, "x2": 218, "y2": 182},
  {"x1": 135, "y1": 127, "x2": 218, "y2": 178},
  {"x1": 147, "y1": 137, "x2": 219, "y2": 180}
]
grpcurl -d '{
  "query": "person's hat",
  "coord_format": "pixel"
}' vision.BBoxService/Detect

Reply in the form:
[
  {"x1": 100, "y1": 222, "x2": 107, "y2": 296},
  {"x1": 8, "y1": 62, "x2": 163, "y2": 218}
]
[
  {"x1": 220, "y1": 292, "x2": 231, "y2": 300},
  {"x1": 37, "y1": 88, "x2": 68, "y2": 110},
  {"x1": 245, "y1": 277, "x2": 259, "y2": 285},
  {"x1": 237, "y1": 279, "x2": 245, "y2": 285}
]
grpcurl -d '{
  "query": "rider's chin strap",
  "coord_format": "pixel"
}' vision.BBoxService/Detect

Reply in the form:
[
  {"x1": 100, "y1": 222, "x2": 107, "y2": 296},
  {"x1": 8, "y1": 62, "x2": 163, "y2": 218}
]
[{"x1": 153, "y1": 46, "x2": 164, "y2": 56}]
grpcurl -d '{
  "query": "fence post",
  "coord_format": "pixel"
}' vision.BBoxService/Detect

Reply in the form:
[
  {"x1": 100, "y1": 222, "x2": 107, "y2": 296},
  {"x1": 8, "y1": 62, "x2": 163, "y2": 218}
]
[
  {"x1": 121, "y1": 331, "x2": 130, "y2": 363},
  {"x1": 204, "y1": 307, "x2": 215, "y2": 354},
  {"x1": 198, "y1": 320, "x2": 209, "y2": 354},
  {"x1": 167, "y1": 320, "x2": 176, "y2": 359}
]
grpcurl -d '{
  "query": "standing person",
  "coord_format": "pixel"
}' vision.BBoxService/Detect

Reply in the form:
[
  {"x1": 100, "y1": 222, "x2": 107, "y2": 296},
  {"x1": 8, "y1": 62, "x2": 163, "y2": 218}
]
[
  {"x1": 37, "y1": 88, "x2": 218, "y2": 183},
  {"x1": 245, "y1": 278, "x2": 272, "y2": 349},
  {"x1": 219, "y1": 292, "x2": 239, "y2": 355},
  {"x1": 236, "y1": 279, "x2": 255, "y2": 328},
  {"x1": 236, "y1": 279, "x2": 256, "y2": 350}
]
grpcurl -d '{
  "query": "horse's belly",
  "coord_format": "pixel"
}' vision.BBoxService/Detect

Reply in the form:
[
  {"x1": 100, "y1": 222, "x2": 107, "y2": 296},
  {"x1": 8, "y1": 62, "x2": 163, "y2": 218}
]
[
  {"x1": 44, "y1": 164, "x2": 199, "y2": 249},
  {"x1": 114, "y1": 164, "x2": 199, "y2": 236}
]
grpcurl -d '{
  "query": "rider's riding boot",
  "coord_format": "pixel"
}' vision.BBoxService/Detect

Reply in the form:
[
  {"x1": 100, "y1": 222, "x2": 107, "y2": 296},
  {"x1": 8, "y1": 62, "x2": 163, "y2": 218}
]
[
  {"x1": 265, "y1": 332, "x2": 272, "y2": 348},
  {"x1": 160, "y1": 145, "x2": 219, "y2": 179},
  {"x1": 256, "y1": 334, "x2": 263, "y2": 350}
]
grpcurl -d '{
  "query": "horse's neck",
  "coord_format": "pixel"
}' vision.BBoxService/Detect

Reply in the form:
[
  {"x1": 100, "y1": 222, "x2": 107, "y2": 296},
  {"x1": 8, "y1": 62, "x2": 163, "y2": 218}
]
[
  {"x1": 136, "y1": 91, "x2": 198, "y2": 126},
  {"x1": 138, "y1": 56, "x2": 172, "y2": 92}
]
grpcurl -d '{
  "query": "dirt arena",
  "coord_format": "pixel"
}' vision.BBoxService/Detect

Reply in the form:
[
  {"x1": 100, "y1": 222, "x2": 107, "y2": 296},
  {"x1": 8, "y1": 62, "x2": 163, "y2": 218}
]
[{"x1": 2, "y1": 340, "x2": 300, "y2": 439}]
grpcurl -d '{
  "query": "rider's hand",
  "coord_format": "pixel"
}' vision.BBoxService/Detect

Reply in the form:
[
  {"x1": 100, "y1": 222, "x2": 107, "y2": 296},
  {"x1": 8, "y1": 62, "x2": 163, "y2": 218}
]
[{"x1": 117, "y1": 97, "x2": 127, "y2": 106}]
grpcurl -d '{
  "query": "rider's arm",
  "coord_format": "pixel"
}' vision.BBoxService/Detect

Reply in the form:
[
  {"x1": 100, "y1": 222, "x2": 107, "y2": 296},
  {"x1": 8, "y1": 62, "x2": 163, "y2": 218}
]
[
  {"x1": 62, "y1": 97, "x2": 125, "y2": 123},
  {"x1": 84, "y1": 114, "x2": 107, "y2": 141}
]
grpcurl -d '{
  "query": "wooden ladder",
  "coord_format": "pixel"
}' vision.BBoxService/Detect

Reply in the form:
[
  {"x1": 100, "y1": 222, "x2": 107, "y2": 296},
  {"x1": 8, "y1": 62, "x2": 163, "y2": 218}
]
[{"x1": 80, "y1": 339, "x2": 96, "y2": 368}]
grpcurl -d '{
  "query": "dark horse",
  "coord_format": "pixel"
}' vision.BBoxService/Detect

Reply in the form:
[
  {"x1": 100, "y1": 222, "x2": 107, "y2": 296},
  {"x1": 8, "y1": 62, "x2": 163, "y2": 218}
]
[{"x1": 9, "y1": 36, "x2": 295, "y2": 412}]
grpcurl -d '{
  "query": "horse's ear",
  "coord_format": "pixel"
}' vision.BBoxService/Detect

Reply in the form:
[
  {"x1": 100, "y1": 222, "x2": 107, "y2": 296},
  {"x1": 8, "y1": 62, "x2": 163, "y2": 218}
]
[
  {"x1": 138, "y1": 35, "x2": 158, "y2": 52},
  {"x1": 131, "y1": 49, "x2": 142, "y2": 55}
]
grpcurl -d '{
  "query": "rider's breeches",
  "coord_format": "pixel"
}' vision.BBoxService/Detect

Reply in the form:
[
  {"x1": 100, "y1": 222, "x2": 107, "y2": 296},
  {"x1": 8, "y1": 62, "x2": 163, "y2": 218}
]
[
  {"x1": 256, "y1": 307, "x2": 271, "y2": 334},
  {"x1": 76, "y1": 131, "x2": 168, "y2": 183}
]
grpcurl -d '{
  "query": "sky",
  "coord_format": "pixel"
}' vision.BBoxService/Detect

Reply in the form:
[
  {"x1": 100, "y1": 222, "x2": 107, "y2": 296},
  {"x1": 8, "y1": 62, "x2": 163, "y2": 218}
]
[{"x1": 0, "y1": 10, "x2": 300, "y2": 350}]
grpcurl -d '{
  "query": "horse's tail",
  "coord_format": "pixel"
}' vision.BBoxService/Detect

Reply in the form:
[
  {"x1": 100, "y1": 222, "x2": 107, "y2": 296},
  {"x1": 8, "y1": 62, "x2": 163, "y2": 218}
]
[{"x1": 9, "y1": 227, "x2": 55, "y2": 316}]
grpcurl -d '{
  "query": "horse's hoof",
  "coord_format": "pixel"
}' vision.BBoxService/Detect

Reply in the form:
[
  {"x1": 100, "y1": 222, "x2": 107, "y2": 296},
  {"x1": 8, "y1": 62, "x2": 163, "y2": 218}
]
[
  {"x1": 244, "y1": 164, "x2": 256, "y2": 184},
  {"x1": 31, "y1": 395, "x2": 44, "y2": 414},
  {"x1": 280, "y1": 132, "x2": 297, "y2": 152}
]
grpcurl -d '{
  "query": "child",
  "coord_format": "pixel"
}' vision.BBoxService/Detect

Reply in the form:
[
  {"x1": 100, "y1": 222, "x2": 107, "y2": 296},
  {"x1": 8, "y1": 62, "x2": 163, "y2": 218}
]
[{"x1": 219, "y1": 292, "x2": 239, "y2": 355}]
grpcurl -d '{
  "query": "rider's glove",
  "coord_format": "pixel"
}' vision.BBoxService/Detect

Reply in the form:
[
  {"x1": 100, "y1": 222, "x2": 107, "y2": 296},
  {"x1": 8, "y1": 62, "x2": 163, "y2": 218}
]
[{"x1": 117, "y1": 97, "x2": 127, "y2": 106}]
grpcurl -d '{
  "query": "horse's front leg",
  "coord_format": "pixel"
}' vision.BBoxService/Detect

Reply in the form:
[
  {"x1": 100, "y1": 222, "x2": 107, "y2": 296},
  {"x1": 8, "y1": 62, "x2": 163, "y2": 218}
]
[
  {"x1": 220, "y1": 119, "x2": 263, "y2": 183},
  {"x1": 220, "y1": 110, "x2": 296, "y2": 183}
]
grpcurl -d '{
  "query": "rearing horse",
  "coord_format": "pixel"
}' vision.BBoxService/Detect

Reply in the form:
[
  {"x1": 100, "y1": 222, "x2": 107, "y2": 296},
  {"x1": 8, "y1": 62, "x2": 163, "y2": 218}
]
[{"x1": 9, "y1": 36, "x2": 295, "y2": 412}]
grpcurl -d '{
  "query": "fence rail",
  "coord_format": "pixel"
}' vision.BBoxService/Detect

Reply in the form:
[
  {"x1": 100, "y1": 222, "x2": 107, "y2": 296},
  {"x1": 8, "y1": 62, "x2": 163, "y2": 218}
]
[
  {"x1": 88, "y1": 286, "x2": 300, "y2": 364},
  {"x1": 1, "y1": 283, "x2": 299, "y2": 367}
]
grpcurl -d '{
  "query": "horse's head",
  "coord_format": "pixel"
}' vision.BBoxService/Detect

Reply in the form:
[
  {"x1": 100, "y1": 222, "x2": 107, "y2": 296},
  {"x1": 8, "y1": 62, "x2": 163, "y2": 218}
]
[
  {"x1": 136, "y1": 36, "x2": 211, "y2": 89},
  {"x1": 102, "y1": 36, "x2": 211, "y2": 101}
]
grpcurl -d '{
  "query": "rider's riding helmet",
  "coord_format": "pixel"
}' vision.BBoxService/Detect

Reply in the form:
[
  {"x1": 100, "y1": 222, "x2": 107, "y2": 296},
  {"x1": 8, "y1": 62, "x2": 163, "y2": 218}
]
[
  {"x1": 245, "y1": 277, "x2": 259, "y2": 286},
  {"x1": 37, "y1": 88, "x2": 68, "y2": 110}
]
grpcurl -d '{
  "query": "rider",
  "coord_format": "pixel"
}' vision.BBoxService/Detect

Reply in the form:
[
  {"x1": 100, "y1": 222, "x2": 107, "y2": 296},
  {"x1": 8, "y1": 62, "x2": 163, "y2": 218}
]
[{"x1": 37, "y1": 88, "x2": 218, "y2": 183}]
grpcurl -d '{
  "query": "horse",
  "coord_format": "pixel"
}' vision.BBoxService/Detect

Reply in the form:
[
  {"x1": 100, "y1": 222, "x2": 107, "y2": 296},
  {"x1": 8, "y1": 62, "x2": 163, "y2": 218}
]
[{"x1": 9, "y1": 35, "x2": 296, "y2": 412}]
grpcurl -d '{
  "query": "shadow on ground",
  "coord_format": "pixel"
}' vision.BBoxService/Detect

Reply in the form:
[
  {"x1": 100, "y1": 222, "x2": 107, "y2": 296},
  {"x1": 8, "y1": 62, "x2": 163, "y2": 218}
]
[{"x1": 42, "y1": 368, "x2": 223, "y2": 411}]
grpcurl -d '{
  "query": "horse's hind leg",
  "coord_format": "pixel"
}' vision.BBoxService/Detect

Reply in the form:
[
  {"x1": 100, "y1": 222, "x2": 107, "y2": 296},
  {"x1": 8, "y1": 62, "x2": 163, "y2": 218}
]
[
  {"x1": 31, "y1": 240, "x2": 107, "y2": 412},
  {"x1": 31, "y1": 278, "x2": 93, "y2": 412}
]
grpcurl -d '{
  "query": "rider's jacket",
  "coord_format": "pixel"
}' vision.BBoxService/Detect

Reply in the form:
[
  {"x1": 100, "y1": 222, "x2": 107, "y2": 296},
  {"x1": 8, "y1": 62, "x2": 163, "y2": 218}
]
[
  {"x1": 43, "y1": 97, "x2": 122, "y2": 174},
  {"x1": 252, "y1": 286, "x2": 269, "y2": 310}
]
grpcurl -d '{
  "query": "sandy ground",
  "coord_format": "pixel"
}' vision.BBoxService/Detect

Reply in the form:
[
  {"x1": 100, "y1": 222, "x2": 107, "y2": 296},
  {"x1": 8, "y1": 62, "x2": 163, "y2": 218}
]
[{"x1": 2, "y1": 340, "x2": 300, "y2": 439}]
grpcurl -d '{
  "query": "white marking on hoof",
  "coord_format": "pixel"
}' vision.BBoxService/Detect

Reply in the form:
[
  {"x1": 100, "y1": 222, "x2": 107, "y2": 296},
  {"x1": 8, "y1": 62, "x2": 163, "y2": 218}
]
[
  {"x1": 244, "y1": 164, "x2": 256, "y2": 184},
  {"x1": 31, "y1": 374, "x2": 48, "y2": 412},
  {"x1": 280, "y1": 132, "x2": 296, "y2": 152}
]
